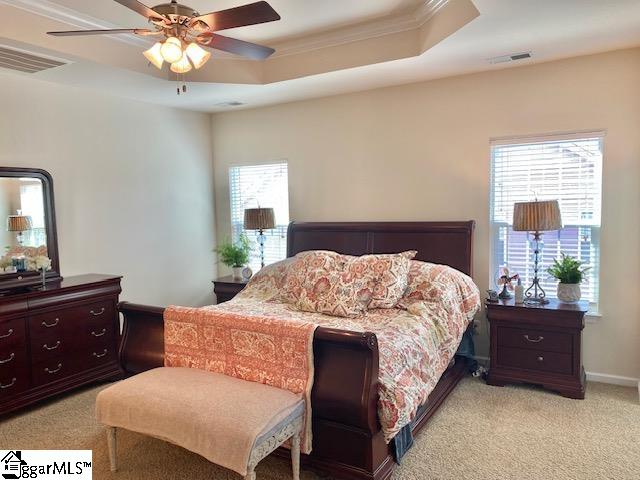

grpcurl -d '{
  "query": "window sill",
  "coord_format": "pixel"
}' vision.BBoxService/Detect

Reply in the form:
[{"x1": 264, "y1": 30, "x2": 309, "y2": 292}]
[{"x1": 585, "y1": 311, "x2": 602, "y2": 324}]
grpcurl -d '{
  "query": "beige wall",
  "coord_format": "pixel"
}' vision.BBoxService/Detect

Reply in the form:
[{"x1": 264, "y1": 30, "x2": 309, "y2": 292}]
[
  {"x1": 212, "y1": 48, "x2": 640, "y2": 381},
  {"x1": 0, "y1": 73, "x2": 216, "y2": 307}
]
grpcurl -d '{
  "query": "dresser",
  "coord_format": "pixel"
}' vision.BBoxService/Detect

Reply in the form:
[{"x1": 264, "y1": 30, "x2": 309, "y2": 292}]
[
  {"x1": 486, "y1": 299, "x2": 588, "y2": 399},
  {"x1": 0, "y1": 274, "x2": 122, "y2": 415},
  {"x1": 212, "y1": 276, "x2": 248, "y2": 303}
]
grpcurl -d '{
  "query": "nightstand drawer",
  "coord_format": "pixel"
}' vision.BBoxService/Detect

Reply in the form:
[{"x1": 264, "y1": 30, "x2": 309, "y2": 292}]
[
  {"x1": 497, "y1": 326, "x2": 572, "y2": 354},
  {"x1": 498, "y1": 346, "x2": 573, "y2": 375}
]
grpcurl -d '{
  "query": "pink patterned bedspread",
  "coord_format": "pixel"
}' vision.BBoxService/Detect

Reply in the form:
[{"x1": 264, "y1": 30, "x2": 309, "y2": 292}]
[{"x1": 207, "y1": 259, "x2": 480, "y2": 442}]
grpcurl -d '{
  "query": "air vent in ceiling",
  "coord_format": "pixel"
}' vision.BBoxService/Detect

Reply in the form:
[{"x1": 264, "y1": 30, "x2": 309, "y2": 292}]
[
  {"x1": 0, "y1": 46, "x2": 66, "y2": 74},
  {"x1": 488, "y1": 52, "x2": 532, "y2": 65},
  {"x1": 215, "y1": 101, "x2": 246, "y2": 107}
]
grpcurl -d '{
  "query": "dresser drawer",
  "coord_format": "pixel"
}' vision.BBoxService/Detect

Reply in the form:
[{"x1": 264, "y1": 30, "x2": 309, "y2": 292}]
[
  {"x1": 498, "y1": 346, "x2": 573, "y2": 375},
  {"x1": 497, "y1": 326, "x2": 572, "y2": 354},
  {"x1": 80, "y1": 300, "x2": 115, "y2": 324},
  {"x1": 0, "y1": 347, "x2": 30, "y2": 397},
  {"x1": 80, "y1": 340, "x2": 118, "y2": 370},
  {"x1": 29, "y1": 311, "x2": 67, "y2": 341},
  {"x1": 31, "y1": 336, "x2": 70, "y2": 363},
  {"x1": 32, "y1": 358, "x2": 80, "y2": 387},
  {"x1": 0, "y1": 317, "x2": 26, "y2": 352},
  {"x1": 0, "y1": 365, "x2": 30, "y2": 398}
]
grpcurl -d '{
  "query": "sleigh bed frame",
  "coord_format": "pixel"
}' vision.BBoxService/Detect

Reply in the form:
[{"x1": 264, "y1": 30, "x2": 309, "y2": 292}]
[{"x1": 117, "y1": 221, "x2": 475, "y2": 480}]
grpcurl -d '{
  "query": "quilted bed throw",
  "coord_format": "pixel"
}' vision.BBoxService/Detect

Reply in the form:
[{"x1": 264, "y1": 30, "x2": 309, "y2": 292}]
[{"x1": 163, "y1": 305, "x2": 317, "y2": 454}]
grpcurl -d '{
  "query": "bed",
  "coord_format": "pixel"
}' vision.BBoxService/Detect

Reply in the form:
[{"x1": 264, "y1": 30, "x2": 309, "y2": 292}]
[{"x1": 117, "y1": 221, "x2": 477, "y2": 480}]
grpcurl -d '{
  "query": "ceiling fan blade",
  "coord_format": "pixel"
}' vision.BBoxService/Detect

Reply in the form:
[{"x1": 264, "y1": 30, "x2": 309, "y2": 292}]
[
  {"x1": 113, "y1": 0, "x2": 166, "y2": 23},
  {"x1": 200, "y1": 33, "x2": 275, "y2": 60},
  {"x1": 193, "y1": 1, "x2": 280, "y2": 32},
  {"x1": 47, "y1": 28, "x2": 155, "y2": 36}
]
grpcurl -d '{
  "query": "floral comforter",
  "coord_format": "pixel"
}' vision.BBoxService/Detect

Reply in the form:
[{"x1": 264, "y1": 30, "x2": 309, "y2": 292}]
[{"x1": 207, "y1": 259, "x2": 480, "y2": 442}]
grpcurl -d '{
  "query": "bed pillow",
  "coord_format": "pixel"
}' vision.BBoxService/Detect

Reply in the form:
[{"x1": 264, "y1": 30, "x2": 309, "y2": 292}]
[
  {"x1": 280, "y1": 250, "x2": 344, "y2": 304},
  {"x1": 291, "y1": 251, "x2": 374, "y2": 317},
  {"x1": 343, "y1": 251, "x2": 417, "y2": 309},
  {"x1": 398, "y1": 260, "x2": 480, "y2": 324}
]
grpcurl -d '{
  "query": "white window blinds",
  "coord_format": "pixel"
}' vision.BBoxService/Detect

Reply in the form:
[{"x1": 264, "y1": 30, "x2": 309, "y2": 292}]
[
  {"x1": 229, "y1": 162, "x2": 289, "y2": 271},
  {"x1": 490, "y1": 133, "x2": 603, "y2": 308}
]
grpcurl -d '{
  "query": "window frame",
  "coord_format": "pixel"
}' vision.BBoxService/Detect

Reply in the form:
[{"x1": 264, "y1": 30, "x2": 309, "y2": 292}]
[
  {"x1": 488, "y1": 131, "x2": 604, "y2": 315},
  {"x1": 228, "y1": 160, "x2": 290, "y2": 271}
]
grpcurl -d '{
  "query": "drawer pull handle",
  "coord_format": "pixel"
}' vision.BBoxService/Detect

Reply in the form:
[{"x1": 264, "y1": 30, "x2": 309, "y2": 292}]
[
  {"x1": 44, "y1": 363, "x2": 63, "y2": 374},
  {"x1": 0, "y1": 377, "x2": 17, "y2": 389},
  {"x1": 43, "y1": 341, "x2": 61, "y2": 351},
  {"x1": 0, "y1": 353, "x2": 15, "y2": 364},
  {"x1": 93, "y1": 349, "x2": 108, "y2": 358},
  {"x1": 41, "y1": 318, "x2": 60, "y2": 328},
  {"x1": 91, "y1": 328, "x2": 107, "y2": 337},
  {"x1": 90, "y1": 308, "x2": 106, "y2": 317},
  {"x1": 537, "y1": 356, "x2": 544, "y2": 362},
  {"x1": 524, "y1": 335, "x2": 544, "y2": 343},
  {"x1": 0, "y1": 328, "x2": 14, "y2": 339}
]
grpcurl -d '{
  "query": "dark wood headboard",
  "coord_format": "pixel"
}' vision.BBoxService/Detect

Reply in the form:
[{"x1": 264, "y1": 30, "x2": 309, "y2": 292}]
[{"x1": 286, "y1": 221, "x2": 474, "y2": 276}]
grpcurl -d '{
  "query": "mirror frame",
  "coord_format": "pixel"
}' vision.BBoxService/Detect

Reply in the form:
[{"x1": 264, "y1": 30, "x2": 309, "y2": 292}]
[{"x1": 0, "y1": 167, "x2": 61, "y2": 292}]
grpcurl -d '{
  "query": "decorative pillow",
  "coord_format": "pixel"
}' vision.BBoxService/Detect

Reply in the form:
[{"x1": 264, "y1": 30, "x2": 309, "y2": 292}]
[
  {"x1": 343, "y1": 251, "x2": 417, "y2": 309},
  {"x1": 295, "y1": 264, "x2": 374, "y2": 318},
  {"x1": 280, "y1": 250, "x2": 344, "y2": 304}
]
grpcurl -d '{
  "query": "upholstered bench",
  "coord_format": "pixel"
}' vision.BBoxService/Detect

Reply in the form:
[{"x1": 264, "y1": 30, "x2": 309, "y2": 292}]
[{"x1": 96, "y1": 367, "x2": 304, "y2": 480}]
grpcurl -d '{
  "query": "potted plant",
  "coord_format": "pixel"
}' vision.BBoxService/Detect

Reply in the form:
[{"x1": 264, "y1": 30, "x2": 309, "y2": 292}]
[
  {"x1": 214, "y1": 234, "x2": 251, "y2": 280},
  {"x1": 547, "y1": 253, "x2": 590, "y2": 303}
]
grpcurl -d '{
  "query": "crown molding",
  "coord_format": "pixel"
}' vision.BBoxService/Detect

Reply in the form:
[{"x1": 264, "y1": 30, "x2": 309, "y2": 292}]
[
  {"x1": 270, "y1": 0, "x2": 450, "y2": 58},
  {"x1": 0, "y1": 0, "x2": 149, "y2": 47},
  {"x1": 1, "y1": 0, "x2": 451, "y2": 60}
]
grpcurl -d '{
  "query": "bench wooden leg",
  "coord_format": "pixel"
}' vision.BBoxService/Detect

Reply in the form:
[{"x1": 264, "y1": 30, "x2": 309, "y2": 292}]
[
  {"x1": 244, "y1": 469, "x2": 256, "y2": 480},
  {"x1": 106, "y1": 427, "x2": 117, "y2": 472},
  {"x1": 291, "y1": 433, "x2": 300, "y2": 480}
]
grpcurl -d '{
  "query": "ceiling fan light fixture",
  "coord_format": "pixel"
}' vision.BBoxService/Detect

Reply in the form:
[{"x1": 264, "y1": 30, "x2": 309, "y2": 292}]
[
  {"x1": 160, "y1": 36, "x2": 183, "y2": 63},
  {"x1": 143, "y1": 42, "x2": 164, "y2": 69},
  {"x1": 170, "y1": 53, "x2": 192, "y2": 74},
  {"x1": 185, "y1": 42, "x2": 211, "y2": 69}
]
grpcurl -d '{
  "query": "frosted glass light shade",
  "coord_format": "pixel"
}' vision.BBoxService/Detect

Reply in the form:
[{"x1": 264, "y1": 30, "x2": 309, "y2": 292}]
[
  {"x1": 160, "y1": 37, "x2": 183, "y2": 63},
  {"x1": 170, "y1": 53, "x2": 192, "y2": 74},
  {"x1": 185, "y1": 43, "x2": 211, "y2": 69},
  {"x1": 143, "y1": 42, "x2": 164, "y2": 69}
]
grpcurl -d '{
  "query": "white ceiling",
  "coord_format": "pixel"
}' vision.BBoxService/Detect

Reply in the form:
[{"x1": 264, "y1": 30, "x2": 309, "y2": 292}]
[{"x1": 1, "y1": 0, "x2": 640, "y2": 113}]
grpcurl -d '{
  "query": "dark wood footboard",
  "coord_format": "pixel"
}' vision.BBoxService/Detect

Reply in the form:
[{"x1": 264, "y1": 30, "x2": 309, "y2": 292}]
[{"x1": 117, "y1": 302, "x2": 467, "y2": 480}]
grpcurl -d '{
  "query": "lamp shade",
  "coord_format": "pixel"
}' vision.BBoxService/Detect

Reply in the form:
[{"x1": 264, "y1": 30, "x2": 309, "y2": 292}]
[
  {"x1": 7, "y1": 215, "x2": 32, "y2": 232},
  {"x1": 244, "y1": 208, "x2": 275, "y2": 230},
  {"x1": 513, "y1": 200, "x2": 562, "y2": 232}
]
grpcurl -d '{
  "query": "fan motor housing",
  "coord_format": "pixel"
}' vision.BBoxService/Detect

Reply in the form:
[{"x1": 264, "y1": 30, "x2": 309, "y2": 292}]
[{"x1": 152, "y1": 2, "x2": 199, "y2": 19}]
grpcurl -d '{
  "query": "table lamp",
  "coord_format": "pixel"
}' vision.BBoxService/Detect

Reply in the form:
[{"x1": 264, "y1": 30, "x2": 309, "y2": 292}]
[
  {"x1": 7, "y1": 212, "x2": 33, "y2": 246},
  {"x1": 512, "y1": 200, "x2": 562, "y2": 304},
  {"x1": 244, "y1": 207, "x2": 275, "y2": 268}
]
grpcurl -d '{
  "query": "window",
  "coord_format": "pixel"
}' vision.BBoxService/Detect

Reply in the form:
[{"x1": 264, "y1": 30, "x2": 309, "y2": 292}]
[
  {"x1": 229, "y1": 162, "x2": 289, "y2": 271},
  {"x1": 490, "y1": 133, "x2": 603, "y2": 310},
  {"x1": 19, "y1": 180, "x2": 46, "y2": 247}
]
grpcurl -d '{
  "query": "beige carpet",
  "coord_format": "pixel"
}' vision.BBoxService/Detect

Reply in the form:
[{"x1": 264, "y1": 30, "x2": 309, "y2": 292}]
[{"x1": 1, "y1": 377, "x2": 638, "y2": 480}]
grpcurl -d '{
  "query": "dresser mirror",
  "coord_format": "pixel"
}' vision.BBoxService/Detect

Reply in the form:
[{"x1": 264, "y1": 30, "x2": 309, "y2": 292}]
[{"x1": 0, "y1": 167, "x2": 61, "y2": 291}]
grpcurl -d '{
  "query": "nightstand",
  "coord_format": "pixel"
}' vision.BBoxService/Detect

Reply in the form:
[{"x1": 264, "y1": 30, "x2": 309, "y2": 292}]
[
  {"x1": 212, "y1": 276, "x2": 248, "y2": 303},
  {"x1": 486, "y1": 298, "x2": 588, "y2": 399}
]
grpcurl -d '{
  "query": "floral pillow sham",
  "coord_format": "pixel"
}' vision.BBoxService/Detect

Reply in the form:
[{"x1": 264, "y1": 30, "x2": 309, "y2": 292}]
[{"x1": 281, "y1": 250, "x2": 417, "y2": 316}]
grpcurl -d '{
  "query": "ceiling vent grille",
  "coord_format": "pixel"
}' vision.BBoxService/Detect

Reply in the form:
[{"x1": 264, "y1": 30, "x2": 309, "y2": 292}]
[
  {"x1": 488, "y1": 52, "x2": 532, "y2": 65},
  {"x1": 0, "y1": 46, "x2": 66, "y2": 74}
]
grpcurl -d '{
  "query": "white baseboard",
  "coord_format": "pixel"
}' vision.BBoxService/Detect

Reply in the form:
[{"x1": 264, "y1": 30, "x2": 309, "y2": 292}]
[
  {"x1": 585, "y1": 372, "x2": 639, "y2": 387},
  {"x1": 473, "y1": 356, "x2": 639, "y2": 387}
]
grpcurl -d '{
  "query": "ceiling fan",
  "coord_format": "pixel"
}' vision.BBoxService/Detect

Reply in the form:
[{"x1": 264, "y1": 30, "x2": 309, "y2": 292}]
[{"x1": 47, "y1": 0, "x2": 281, "y2": 83}]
